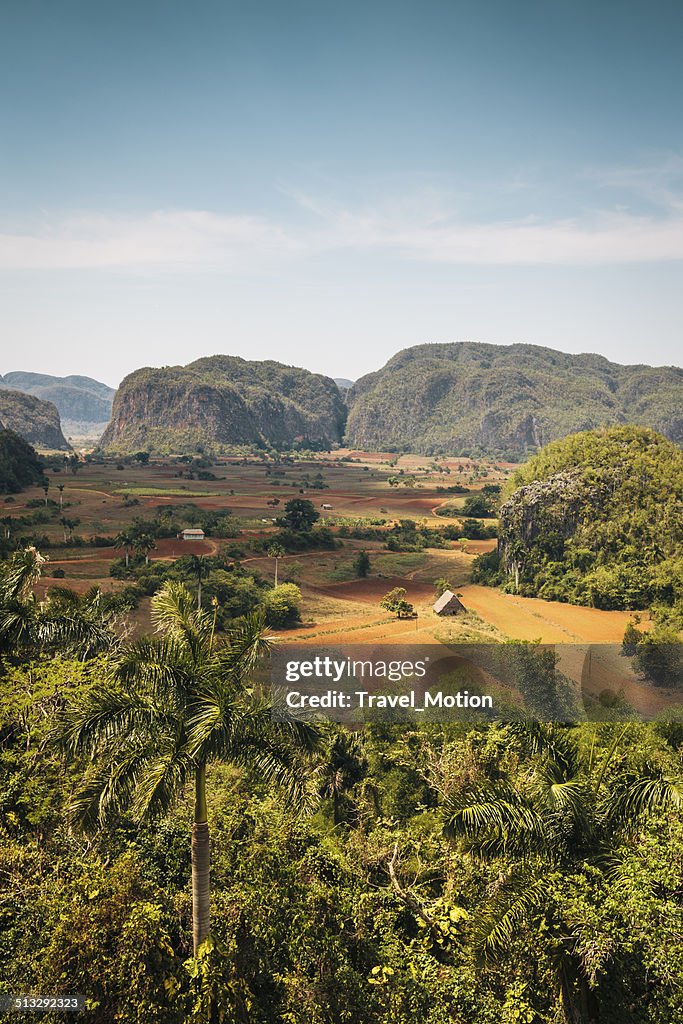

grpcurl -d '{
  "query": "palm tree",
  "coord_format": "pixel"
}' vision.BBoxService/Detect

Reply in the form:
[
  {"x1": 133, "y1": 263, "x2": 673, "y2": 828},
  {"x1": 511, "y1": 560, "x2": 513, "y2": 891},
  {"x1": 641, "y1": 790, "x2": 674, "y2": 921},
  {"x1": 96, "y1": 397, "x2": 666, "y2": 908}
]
[
  {"x1": 0, "y1": 547, "x2": 117, "y2": 657},
  {"x1": 57, "y1": 483, "x2": 65, "y2": 512},
  {"x1": 267, "y1": 543, "x2": 285, "y2": 587},
  {"x1": 1, "y1": 515, "x2": 12, "y2": 541},
  {"x1": 63, "y1": 581, "x2": 320, "y2": 954},
  {"x1": 40, "y1": 585, "x2": 122, "y2": 658},
  {"x1": 188, "y1": 554, "x2": 211, "y2": 609},
  {"x1": 134, "y1": 533, "x2": 156, "y2": 565},
  {"x1": 443, "y1": 723, "x2": 683, "y2": 1023},
  {"x1": 114, "y1": 530, "x2": 134, "y2": 568},
  {"x1": 60, "y1": 517, "x2": 78, "y2": 544},
  {"x1": 319, "y1": 728, "x2": 368, "y2": 825}
]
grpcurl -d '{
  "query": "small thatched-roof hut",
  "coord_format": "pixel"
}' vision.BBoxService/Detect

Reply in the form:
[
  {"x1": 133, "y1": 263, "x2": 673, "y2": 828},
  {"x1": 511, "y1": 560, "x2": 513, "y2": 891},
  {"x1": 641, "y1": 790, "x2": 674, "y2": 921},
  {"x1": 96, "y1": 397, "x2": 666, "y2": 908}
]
[{"x1": 433, "y1": 589, "x2": 466, "y2": 616}]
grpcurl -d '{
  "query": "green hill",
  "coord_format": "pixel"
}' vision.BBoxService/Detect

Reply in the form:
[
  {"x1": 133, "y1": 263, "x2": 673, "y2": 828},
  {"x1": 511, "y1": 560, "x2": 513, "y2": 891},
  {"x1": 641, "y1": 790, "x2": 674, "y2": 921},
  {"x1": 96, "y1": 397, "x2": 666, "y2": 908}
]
[
  {"x1": 345, "y1": 342, "x2": 683, "y2": 457},
  {"x1": 480, "y1": 426, "x2": 683, "y2": 612},
  {"x1": 100, "y1": 355, "x2": 347, "y2": 454},
  {"x1": 0, "y1": 372, "x2": 115, "y2": 432},
  {"x1": 0, "y1": 389, "x2": 70, "y2": 451}
]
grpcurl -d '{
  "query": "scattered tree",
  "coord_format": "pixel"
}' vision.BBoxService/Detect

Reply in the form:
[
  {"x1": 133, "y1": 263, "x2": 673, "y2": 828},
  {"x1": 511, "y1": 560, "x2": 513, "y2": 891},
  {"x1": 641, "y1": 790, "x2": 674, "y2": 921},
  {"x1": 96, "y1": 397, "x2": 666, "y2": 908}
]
[
  {"x1": 353, "y1": 550, "x2": 371, "y2": 578},
  {"x1": 277, "y1": 498, "x2": 319, "y2": 533},
  {"x1": 380, "y1": 587, "x2": 415, "y2": 618}
]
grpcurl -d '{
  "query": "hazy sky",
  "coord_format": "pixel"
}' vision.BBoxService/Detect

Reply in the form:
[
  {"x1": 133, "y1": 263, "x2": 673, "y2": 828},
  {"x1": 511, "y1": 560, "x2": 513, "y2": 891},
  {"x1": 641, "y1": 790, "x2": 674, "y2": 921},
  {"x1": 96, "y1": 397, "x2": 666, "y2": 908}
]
[{"x1": 1, "y1": 0, "x2": 682, "y2": 387}]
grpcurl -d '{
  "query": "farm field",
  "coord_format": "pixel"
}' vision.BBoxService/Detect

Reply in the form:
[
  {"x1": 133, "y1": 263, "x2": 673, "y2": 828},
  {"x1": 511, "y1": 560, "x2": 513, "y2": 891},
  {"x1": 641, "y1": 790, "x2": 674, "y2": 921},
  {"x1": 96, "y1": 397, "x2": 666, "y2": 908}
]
[{"x1": 9, "y1": 448, "x2": 652, "y2": 658}]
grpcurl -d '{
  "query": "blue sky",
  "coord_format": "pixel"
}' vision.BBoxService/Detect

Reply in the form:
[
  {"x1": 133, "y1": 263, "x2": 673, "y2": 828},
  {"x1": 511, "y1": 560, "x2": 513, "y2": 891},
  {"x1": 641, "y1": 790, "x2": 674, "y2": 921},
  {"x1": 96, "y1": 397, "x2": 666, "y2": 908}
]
[{"x1": 1, "y1": 0, "x2": 682, "y2": 386}]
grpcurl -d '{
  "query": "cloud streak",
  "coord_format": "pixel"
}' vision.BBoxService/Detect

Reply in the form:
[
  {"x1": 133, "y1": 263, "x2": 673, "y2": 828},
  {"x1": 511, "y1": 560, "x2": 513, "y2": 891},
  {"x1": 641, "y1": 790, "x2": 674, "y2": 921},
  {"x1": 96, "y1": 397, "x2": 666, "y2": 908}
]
[{"x1": 3, "y1": 194, "x2": 683, "y2": 271}]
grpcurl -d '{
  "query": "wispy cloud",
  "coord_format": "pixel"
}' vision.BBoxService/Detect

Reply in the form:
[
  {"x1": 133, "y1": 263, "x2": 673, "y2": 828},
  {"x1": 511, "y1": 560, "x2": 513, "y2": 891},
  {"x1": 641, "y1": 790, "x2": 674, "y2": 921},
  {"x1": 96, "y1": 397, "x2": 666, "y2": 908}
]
[
  {"x1": 3, "y1": 186, "x2": 683, "y2": 271},
  {"x1": 0, "y1": 210, "x2": 299, "y2": 271}
]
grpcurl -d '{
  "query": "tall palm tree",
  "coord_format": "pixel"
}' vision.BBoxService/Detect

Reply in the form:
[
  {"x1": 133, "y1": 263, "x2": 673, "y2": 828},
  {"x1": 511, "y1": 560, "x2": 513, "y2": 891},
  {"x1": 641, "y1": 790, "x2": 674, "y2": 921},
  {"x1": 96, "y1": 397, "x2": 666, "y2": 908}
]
[
  {"x1": 267, "y1": 543, "x2": 285, "y2": 587},
  {"x1": 114, "y1": 530, "x2": 135, "y2": 568},
  {"x1": 62, "y1": 581, "x2": 320, "y2": 954},
  {"x1": 60, "y1": 517, "x2": 78, "y2": 544},
  {"x1": 134, "y1": 532, "x2": 156, "y2": 565},
  {"x1": 443, "y1": 723, "x2": 683, "y2": 1023},
  {"x1": 187, "y1": 554, "x2": 211, "y2": 609}
]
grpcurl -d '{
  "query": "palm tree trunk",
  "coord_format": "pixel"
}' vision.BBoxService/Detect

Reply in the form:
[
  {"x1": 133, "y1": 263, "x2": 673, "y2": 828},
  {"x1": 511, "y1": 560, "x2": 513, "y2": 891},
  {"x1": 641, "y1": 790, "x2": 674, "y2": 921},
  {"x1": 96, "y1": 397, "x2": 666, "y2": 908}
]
[
  {"x1": 274, "y1": 558, "x2": 278, "y2": 588},
  {"x1": 192, "y1": 762, "x2": 210, "y2": 954}
]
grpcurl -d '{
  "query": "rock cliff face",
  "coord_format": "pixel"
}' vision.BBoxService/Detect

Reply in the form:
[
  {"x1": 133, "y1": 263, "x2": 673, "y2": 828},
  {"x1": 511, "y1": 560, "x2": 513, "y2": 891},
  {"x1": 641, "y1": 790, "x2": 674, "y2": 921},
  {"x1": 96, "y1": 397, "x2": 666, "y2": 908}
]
[
  {"x1": 0, "y1": 390, "x2": 70, "y2": 450},
  {"x1": 345, "y1": 342, "x2": 683, "y2": 457},
  {"x1": 497, "y1": 470, "x2": 605, "y2": 586},
  {"x1": 100, "y1": 356, "x2": 347, "y2": 454}
]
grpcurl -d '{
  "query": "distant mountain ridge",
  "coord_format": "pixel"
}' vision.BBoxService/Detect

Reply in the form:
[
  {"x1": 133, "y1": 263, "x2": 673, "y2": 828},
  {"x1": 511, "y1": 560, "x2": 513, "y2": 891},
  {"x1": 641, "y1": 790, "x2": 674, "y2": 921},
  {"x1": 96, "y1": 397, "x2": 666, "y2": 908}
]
[
  {"x1": 344, "y1": 342, "x2": 683, "y2": 457},
  {"x1": 101, "y1": 355, "x2": 346, "y2": 453},
  {"x1": 0, "y1": 389, "x2": 70, "y2": 450},
  {"x1": 0, "y1": 372, "x2": 115, "y2": 430}
]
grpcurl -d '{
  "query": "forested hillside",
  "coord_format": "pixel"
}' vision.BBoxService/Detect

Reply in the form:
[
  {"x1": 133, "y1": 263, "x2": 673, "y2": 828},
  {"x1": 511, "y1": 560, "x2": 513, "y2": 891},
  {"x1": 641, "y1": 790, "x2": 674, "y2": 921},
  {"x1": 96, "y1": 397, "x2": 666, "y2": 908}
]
[
  {"x1": 101, "y1": 356, "x2": 346, "y2": 454},
  {"x1": 345, "y1": 343, "x2": 683, "y2": 457},
  {"x1": 0, "y1": 429, "x2": 45, "y2": 493}
]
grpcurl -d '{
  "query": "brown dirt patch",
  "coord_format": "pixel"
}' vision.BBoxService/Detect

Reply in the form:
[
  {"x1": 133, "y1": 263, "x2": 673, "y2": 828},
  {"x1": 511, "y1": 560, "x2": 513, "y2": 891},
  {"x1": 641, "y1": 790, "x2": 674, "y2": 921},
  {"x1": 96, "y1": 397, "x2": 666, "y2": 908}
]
[
  {"x1": 457, "y1": 585, "x2": 649, "y2": 644},
  {"x1": 309, "y1": 575, "x2": 437, "y2": 605}
]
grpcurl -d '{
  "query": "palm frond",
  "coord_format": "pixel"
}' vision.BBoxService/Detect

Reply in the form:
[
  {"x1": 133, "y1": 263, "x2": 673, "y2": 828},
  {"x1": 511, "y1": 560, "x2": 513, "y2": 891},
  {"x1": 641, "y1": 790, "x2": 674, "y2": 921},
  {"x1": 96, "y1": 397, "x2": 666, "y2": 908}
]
[
  {"x1": 151, "y1": 581, "x2": 209, "y2": 641},
  {"x1": 129, "y1": 742, "x2": 195, "y2": 819},
  {"x1": 114, "y1": 636, "x2": 194, "y2": 699},
  {"x1": 605, "y1": 770, "x2": 683, "y2": 825},
  {"x1": 535, "y1": 769, "x2": 591, "y2": 821},
  {"x1": 0, "y1": 546, "x2": 45, "y2": 604},
  {"x1": 444, "y1": 785, "x2": 547, "y2": 858},
  {"x1": 473, "y1": 876, "x2": 550, "y2": 963},
  {"x1": 223, "y1": 611, "x2": 274, "y2": 676},
  {"x1": 511, "y1": 722, "x2": 582, "y2": 779},
  {"x1": 37, "y1": 614, "x2": 117, "y2": 658},
  {"x1": 236, "y1": 744, "x2": 320, "y2": 813},
  {"x1": 61, "y1": 684, "x2": 176, "y2": 755}
]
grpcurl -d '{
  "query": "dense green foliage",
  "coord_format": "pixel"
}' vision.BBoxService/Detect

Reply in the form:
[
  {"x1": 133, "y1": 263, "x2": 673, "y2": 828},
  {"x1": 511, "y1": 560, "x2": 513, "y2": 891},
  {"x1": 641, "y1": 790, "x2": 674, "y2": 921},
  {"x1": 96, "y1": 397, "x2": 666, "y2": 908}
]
[
  {"x1": 345, "y1": 342, "x2": 683, "y2": 457},
  {"x1": 2, "y1": 645, "x2": 683, "y2": 1023},
  {"x1": 101, "y1": 356, "x2": 346, "y2": 454},
  {"x1": 0, "y1": 429, "x2": 45, "y2": 494},
  {"x1": 0, "y1": 389, "x2": 69, "y2": 450},
  {"x1": 276, "y1": 498, "x2": 320, "y2": 533},
  {"x1": 478, "y1": 427, "x2": 682, "y2": 615},
  {"x1": 260, "y1": 582, "x2": 303, "y2": 627}
]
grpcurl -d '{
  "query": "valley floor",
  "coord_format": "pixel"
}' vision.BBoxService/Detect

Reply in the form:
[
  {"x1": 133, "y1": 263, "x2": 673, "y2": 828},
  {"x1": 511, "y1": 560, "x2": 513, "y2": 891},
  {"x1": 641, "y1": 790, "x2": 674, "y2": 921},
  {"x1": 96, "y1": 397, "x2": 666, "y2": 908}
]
[{"x1": 15, "y1": 448, "x2": 663, "y2": 715}]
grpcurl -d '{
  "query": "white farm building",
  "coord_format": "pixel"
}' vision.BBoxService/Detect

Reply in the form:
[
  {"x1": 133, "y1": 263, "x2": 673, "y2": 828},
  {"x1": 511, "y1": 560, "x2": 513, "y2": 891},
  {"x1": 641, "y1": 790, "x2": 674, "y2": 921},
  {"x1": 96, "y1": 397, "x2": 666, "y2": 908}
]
[{"x1": 180, "y1": 528, "x2": 206, "y2": 541}]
